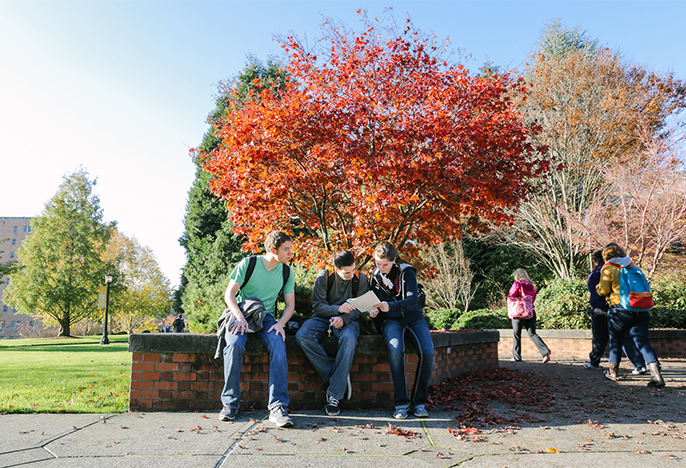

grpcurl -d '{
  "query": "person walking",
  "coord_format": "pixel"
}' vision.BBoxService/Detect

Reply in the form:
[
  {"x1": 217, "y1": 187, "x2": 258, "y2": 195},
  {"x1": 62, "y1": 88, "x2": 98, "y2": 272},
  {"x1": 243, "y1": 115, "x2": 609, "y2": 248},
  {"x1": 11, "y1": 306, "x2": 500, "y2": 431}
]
[
  {"x1": 508, "y1": 268, "x2": 551, "y2": 363},
  {"x1": 215, "y1": 231, "x2": 296, "y2": 427},
  {"x1": 584, "y1": 250, "x2": 646, "y2": 373},
  {"x1": 596, "y1": 243, "x2": 665, "y2": 387},
  {"x1": 296, "y1": 250, "x2": 369, "y2": 416},
  {"x1": 172, "y1": 315, "x2": 185, "y2": 333},
  {"x1": 369, "y1": 242, "x2": 434, "y2": 420}
]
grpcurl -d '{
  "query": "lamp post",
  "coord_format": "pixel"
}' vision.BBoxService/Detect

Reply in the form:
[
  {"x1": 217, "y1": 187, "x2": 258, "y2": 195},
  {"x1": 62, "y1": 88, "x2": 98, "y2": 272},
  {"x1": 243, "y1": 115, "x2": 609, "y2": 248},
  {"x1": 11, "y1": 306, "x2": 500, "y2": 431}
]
[{"x1": 100, "y1": 273, "x2": 113, "y2": 345}]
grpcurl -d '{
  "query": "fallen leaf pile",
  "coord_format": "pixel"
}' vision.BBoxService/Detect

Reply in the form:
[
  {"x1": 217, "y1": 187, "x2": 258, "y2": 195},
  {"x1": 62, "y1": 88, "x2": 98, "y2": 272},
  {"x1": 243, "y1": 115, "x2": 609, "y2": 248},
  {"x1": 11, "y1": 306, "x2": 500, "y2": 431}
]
[{"x1": 429, "y1": 368, "x2": 555, "y2": 427}]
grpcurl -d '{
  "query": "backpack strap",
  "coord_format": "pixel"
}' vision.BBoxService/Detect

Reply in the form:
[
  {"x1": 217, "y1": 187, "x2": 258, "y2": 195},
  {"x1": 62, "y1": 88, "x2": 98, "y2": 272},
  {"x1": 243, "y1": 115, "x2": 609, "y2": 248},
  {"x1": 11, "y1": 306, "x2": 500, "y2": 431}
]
[
  {"x1": 241, "y1": 256, "x2": 258, "y2": 289},
  {"x1": 281, "y1": 264, "x2": 291, "y2": 294},
  {"x1": 327, "y1": 267, "x2": 360, "y2": 297}
]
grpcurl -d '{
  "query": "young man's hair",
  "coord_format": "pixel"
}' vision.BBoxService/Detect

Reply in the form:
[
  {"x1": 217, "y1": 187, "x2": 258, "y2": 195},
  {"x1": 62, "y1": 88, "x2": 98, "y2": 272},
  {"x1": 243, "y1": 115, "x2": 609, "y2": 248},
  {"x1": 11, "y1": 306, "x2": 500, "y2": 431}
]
[
  {"x1": 333, "y1": 250, "x2": 356, "y2": 269},
  {"x1": 592, "y1": 250, "x2": 604, "y2": 268},
  {"x1": 373, "y1": 242, "x2": 398, "y2": 261},
  {"x1": 602, "y1": 243, "x2": 626, "y2": 262},
  {"x1": 264, "y1": 231, "x2": 292, "y2": 253}
]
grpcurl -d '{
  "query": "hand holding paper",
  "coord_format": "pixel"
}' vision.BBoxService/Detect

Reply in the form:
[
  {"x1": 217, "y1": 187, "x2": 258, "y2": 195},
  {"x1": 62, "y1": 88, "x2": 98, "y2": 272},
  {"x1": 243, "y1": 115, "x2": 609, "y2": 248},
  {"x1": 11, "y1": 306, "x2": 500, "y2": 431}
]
[{"x1": 346, "y1": 290, "x2": 382, "y2": 313}]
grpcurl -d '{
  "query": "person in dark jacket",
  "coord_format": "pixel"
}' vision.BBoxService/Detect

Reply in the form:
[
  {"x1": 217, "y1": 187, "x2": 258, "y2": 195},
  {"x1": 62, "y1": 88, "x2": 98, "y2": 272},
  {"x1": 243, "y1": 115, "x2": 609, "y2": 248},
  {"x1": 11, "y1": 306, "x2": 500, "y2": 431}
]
[
  {"x1": 296, "y1": 250, "x2": 369, "y2": 416},
  {"x1": 172, "y1": 315, "x2": 185, "y2": 333},
  {"x1": 369, "y1": 242, "x2": 434, "y2": 420},
  {"x1": 508, "y1": 268, "x2": 551, "y2": 363},
  {"x1": 584, "y1": 250, "x2": 646, "y2": 373}
]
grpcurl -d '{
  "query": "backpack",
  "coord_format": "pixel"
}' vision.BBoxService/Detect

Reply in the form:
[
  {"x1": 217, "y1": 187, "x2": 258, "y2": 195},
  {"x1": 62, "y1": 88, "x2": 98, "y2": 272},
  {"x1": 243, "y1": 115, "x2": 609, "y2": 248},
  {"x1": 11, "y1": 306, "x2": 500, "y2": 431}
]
[
  {"x1": 326, "y1": 267, "x2": 360, "y2": 297},
  {"x1": 619, "y1": 265, "x2": 654, "y2": 312},
  {"x1": 241, "y1": 255, "x2": 291, "y2": 295}
]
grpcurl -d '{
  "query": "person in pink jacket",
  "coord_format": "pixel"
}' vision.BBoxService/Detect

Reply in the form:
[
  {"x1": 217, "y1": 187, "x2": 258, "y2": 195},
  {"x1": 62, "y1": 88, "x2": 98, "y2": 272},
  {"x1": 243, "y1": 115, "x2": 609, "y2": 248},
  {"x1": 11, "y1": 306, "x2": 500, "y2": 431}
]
[{"x1": 508, "y1": 268, "x2": 551, "y2": 363}]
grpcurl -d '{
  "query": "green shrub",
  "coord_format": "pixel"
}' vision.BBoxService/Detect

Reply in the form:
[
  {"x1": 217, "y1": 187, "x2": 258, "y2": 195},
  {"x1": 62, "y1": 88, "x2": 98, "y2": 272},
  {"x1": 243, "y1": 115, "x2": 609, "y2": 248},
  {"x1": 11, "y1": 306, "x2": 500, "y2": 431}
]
[
  {"x1": 650, "y1": 275, "x2": 686, "y2": 328},
  {"x1": 451, "y1": 308, "x2": 510, "y2": 330},
  {"x1": 425, "y1": 308, "x2": 461, "y2": 330},
  {"x1": 535, "y1": 278, "x2": 590, "y2": 329}
]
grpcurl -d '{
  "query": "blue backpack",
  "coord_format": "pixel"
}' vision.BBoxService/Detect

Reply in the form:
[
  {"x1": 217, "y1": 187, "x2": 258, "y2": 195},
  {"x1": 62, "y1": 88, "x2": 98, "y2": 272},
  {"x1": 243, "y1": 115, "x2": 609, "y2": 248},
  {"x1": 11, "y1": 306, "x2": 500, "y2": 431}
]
[{"x1": 619, "y1": 265, "x2": 654, "y2": 312}]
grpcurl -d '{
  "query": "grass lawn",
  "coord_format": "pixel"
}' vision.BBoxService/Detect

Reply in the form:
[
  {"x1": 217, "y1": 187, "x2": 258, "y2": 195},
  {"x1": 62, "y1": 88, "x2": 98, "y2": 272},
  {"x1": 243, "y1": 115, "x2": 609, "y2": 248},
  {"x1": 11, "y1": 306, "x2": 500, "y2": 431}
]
[{"x1": 0, "y1": 335, "x2": 131, "y2": 413}]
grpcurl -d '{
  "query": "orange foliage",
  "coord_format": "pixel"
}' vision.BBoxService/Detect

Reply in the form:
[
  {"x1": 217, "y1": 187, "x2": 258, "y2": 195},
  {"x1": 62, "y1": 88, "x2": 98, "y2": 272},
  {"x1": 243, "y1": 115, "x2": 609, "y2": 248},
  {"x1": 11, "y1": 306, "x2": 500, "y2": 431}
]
[{"x1": 202, "y1": 12, "x2": 548, "y2": 267}]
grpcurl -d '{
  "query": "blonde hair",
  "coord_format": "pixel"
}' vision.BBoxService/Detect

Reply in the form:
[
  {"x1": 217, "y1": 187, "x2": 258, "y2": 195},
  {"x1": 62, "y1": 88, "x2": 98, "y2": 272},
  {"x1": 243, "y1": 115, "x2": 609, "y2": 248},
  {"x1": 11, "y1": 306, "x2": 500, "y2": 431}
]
[{"x1": 514, "y1": 268, "x2": 536, "y2": 291}]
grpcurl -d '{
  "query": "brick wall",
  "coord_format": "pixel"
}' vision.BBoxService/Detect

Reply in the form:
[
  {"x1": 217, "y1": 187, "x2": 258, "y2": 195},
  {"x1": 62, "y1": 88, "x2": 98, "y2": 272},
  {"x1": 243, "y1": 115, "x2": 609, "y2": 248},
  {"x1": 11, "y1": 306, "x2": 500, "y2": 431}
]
[
  {"x1": 128, "y1": 331, "x2": 499, "y2": 412},
  {"x1": 497, "y1": 329, "x2": 686, "y2": 361}
]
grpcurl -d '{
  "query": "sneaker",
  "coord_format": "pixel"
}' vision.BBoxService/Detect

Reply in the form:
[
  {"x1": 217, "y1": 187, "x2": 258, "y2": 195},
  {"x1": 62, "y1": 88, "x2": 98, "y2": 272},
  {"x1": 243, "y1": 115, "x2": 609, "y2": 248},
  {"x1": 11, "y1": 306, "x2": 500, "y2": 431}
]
[
  {"x1": 345, "y1": 375, "x2": 353, "y2": 400},
  {"x1": 325, "y1": 394, "x2": 340, "y2": 416},
  {"x1": 268, "y1": 405, "x2": 293, "y2": 428},
  {"x1": 218, "y1": 405, "x2": 237, "y2": 421},
  {"x1": 542, "y1": 352, "x2": 551, "y2": 364},
  {"x1": 632, "y1": 367, "x2": 647, "y2": 375},
  {"x1": 393, "y1": 408, "x2": 408, "y2": 419},
  {"x1": 413, "y1": 405, "x2": 429, "y2": 418},
  {"x1": 583, "y1": 362, "x2": 600, "y2": 370}
]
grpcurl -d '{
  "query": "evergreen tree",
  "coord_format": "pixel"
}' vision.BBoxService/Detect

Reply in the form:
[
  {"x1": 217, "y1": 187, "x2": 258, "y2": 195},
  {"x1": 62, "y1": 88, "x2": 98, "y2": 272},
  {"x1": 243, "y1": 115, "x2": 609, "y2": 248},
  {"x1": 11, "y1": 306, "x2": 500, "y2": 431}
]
[
  {"x1": 4, "y1": 168, "x2": 114, "y2": 336},
  {"x1": 178, "y1": 55, "x2": 287, "y2": 332}
]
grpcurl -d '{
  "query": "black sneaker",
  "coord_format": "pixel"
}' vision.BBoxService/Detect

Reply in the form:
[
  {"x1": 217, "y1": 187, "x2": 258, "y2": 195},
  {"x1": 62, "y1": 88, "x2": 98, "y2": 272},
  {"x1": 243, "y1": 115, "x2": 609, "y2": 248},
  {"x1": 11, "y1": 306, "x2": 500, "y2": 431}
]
[
  {"x1": 345, "y1": 375, "x2": 353, "y2": 400},
  {"x1": 325, "y1": 394, "x2": 340, "y2": 416},
  {"x1": 218, "y1": 405, "x2": 237, "y2": 421},
  {"x1": 268, "y1": 405, "x2": 293, "y2": 428}
]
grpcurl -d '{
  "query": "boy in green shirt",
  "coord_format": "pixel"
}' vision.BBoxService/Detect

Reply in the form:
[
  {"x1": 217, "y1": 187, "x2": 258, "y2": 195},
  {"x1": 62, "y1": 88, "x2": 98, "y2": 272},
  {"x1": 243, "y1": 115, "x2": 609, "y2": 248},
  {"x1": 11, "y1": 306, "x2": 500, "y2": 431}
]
[{"x1": 218, "y1": 231, "x2": 295, "y2": 427}]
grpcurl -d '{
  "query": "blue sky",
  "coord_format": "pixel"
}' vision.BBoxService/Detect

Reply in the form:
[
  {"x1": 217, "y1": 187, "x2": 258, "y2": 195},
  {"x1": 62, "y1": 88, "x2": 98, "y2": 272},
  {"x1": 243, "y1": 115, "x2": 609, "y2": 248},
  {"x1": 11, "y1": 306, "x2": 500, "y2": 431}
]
[{"x1": 1, "y1": 0, "x2": 684, "y2": 287}]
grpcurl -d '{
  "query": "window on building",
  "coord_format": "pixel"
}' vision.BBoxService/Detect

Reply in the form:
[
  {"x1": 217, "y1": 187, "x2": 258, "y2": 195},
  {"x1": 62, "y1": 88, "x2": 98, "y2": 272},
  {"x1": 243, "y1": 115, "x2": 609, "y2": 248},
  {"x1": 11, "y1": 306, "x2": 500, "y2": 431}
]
[
  {"x1": 13, "y1": 226, "x2": 18, "y2": 233},
  {"x1": 29, "y1": 320, "x2": 35, "y2": 327},
  {"x1": 11, "y1": 239, "x2": 16, "y2": 246},
  {"x1": 0, "y1": 321, "x2": 4, "y2": 328},
  {"x1": 23, "y1": 226, "x2": 32, "y2": 233},
  {"x1": 11, "y1": 321, "x2": 19, "y2": 329},
  {"x1": 9, "y1": 252, "x2": 14, "y2": 259},
  {"x1": 2, "y1": 305, "x2": 7, "y2": 313}
]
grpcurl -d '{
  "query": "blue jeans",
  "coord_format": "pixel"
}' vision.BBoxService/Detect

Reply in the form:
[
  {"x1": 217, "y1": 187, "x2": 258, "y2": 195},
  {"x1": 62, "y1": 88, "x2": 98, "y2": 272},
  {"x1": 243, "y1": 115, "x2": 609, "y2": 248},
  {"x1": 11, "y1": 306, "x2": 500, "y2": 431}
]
[
  {"x1": 295, "y1": 317, "x2": 359, "y2": 400},
  {"x1": 589, "y1": 309, "x2": 645, "y2": 368},
  {"x1": 607, "y1": 307, "x2": 658, "y2": 366},
  {"x1": 220, "y1": 314, "x2": 289, "y2": 411},
  {"x1": 380, "y1": 318, "x2": 434, "y2": 409}
]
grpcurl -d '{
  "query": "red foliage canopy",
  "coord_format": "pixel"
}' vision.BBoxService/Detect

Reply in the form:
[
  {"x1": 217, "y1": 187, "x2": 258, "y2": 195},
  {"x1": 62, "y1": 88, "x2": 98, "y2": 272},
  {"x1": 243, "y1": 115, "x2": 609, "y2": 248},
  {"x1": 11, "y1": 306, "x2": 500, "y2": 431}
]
[{"x1": 203, "y1": 12, "x2": 548, "y2": 266}]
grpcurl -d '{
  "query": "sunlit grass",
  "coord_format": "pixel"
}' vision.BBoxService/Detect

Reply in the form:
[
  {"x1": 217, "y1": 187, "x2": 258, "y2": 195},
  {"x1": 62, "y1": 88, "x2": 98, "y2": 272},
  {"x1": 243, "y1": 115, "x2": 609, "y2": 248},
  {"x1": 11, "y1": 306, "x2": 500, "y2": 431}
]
[{"x1": 0, "y1": 337, "x2": 131, "y2": 413}]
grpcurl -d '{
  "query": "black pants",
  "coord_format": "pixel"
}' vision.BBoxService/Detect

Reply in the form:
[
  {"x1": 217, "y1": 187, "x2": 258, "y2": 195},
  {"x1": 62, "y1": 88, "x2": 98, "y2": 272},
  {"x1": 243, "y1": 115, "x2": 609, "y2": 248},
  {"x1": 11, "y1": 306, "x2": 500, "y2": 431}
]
[{"x1": 512, "y1": 312, "x2": 549, "y2": 360}]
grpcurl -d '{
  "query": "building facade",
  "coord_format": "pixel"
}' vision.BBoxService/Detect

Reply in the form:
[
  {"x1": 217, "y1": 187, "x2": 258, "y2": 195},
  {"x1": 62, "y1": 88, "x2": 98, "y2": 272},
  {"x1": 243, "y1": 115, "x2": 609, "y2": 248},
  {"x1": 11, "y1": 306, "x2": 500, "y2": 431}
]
[{"x1": 0, "y1": 217, "x2": 44, "y2": 339}]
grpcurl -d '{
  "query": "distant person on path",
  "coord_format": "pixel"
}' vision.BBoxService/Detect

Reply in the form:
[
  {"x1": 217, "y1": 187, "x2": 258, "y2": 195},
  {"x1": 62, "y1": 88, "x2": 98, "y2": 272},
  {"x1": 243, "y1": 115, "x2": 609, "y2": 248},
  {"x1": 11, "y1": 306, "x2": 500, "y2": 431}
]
[
  {"x1": 596, "y1": 243, "x2": 665, "y2": 387},
  {"x1": 584, "y1": 249, "x2": 646, "y2": 373},
  {"x1": 216, "y1": 231, "x2": 296, "y2": 427},
  {"x1": 369, "y1": 242, "x2": 434, "y2": 420},
  {"x1": 508, "y1": 268, "x2": 551, "y2": 363},
  {"x1": 296, "y1": 250, "x2": 369, "y2": 416},
  {"x1": 172, "y1": 315, "x2": 185, "y2": 333}
]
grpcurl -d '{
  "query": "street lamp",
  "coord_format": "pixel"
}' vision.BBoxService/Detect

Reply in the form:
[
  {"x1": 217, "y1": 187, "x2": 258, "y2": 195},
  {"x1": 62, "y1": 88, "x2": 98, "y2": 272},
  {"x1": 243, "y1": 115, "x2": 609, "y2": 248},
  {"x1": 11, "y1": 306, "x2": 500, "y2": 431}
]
[{"x1": 100, "y1": 273, "x2": 114, "y2": 345}]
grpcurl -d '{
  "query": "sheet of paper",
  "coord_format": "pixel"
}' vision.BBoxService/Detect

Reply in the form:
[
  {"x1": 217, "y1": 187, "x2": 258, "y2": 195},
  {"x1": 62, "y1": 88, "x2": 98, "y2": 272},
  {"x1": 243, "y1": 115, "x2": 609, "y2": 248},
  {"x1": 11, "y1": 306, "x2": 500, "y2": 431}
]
[{"x1": 346, "y1": 290, "x2": 382, "y2": 313}]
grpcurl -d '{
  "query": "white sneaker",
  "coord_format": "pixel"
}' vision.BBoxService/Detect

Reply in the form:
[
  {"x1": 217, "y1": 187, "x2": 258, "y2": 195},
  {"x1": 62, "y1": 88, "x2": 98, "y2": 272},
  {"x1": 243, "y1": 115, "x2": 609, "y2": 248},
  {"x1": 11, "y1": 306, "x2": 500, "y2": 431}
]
[
  {"x1": 632, "y1": 367, "x2": 647, "y2": 375},
  {"x1": 268, "y1": 405, "x2": 293, "y2": 428}
]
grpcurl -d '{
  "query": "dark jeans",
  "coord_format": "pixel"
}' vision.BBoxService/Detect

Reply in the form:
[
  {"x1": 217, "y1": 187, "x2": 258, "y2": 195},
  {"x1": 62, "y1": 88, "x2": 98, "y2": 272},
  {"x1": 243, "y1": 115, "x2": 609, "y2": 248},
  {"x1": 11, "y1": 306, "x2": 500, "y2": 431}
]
[
  {"x1": 607, "y1": 307, "x2": 659, "y2": 366},
  {"x1": 295, "y1": 317, "x2": 359, "y2": 400},
  {"x1": 380, "y1": 318, "x2": 434, "y2": 409},
  {"x1": 589, "y1": 309, "x2": 645, "y2": 368},
  {"x1": 511, "y1": 312, "x2": 549, "y2": 360}
]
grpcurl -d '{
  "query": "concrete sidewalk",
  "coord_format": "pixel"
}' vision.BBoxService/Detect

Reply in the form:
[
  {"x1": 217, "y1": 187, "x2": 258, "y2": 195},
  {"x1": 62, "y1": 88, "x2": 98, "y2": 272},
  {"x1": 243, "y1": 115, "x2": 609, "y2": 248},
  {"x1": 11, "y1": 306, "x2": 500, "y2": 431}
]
[{"x1": 2, "y1": 358, "x2": 685, "y2": 468}]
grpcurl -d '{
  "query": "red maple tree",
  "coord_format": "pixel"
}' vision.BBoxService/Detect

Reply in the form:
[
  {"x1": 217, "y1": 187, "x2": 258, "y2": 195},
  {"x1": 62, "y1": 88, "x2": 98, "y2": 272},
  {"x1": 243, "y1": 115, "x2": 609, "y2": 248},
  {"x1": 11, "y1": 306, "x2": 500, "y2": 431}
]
[{"x1": 202, "y1": 12, "x2": 549, "y2": 266}]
